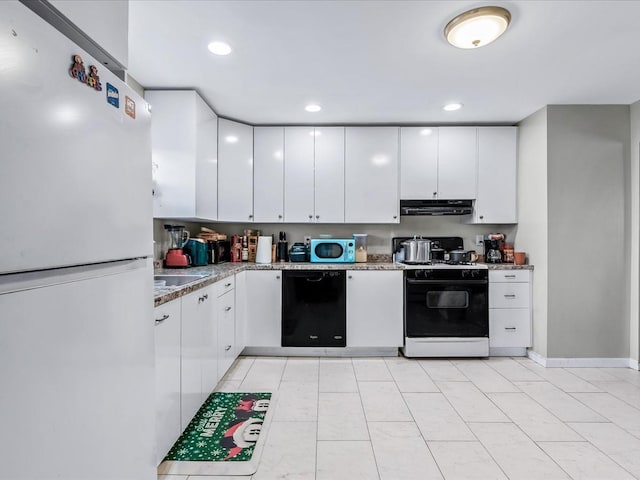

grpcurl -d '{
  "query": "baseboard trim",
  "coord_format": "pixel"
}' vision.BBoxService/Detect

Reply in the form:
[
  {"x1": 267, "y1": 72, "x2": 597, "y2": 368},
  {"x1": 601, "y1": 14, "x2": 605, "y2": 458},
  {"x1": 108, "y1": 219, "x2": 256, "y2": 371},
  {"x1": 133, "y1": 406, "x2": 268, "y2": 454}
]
[
  {"x1": 527, "y1": 351, "x2": 634, "y2": 368},
  {"x1": 629, "y1": 358, "x2": 640, "y2": 370}
]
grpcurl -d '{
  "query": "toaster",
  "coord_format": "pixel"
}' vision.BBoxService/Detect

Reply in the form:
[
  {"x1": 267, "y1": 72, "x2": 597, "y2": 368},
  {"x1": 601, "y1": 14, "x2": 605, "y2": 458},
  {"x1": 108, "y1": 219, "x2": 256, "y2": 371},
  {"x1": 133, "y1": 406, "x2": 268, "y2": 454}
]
[{"x1": 288, "y1": 243, "x2": 309, "y2": 262}]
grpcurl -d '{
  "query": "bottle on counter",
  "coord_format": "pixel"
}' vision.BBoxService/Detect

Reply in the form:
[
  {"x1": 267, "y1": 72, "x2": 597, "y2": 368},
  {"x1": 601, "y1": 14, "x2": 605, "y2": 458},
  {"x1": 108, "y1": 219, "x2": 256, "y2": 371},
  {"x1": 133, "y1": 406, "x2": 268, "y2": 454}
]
[
  {"x1": 271, "y1": 234, "x2": 277, "y2": 263},
  {"x1": 241, "y1": 235, "x2": 248, "y2": 262}
]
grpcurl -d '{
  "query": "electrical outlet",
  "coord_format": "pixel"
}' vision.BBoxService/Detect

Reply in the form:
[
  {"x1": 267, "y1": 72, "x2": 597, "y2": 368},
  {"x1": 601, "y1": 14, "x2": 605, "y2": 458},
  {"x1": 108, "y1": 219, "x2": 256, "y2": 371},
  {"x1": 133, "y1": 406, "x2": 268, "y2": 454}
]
[
  {"x1": 475, "y1": 234, "x2": 484, "y2": 246},
  {"x1": 304, "y1": 236, "x2": 311, "y2": 246}
]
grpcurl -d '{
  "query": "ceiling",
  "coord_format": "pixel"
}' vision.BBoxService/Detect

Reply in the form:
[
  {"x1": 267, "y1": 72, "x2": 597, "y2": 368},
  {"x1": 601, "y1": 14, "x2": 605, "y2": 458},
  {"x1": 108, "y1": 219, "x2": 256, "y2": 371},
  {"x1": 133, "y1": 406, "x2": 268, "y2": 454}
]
[{"x1": 128, "y1": 0, "x2": 640, "y2": 125}]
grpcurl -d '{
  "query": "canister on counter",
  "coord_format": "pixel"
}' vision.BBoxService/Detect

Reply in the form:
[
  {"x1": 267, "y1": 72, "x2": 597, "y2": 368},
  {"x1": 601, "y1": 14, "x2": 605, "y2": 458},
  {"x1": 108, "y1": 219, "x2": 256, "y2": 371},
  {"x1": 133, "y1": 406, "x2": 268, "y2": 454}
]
[{"x1": 503, "y1": 244, "x2": 514, "y2": 263}]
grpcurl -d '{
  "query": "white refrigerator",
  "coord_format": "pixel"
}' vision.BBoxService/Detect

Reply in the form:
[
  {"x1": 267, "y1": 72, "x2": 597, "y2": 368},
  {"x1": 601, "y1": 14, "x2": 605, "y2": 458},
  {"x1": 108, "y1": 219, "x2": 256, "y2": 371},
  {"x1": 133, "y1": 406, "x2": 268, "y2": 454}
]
[{"x1": 0, "y1": 2, "x2": 156, "y2": 479}]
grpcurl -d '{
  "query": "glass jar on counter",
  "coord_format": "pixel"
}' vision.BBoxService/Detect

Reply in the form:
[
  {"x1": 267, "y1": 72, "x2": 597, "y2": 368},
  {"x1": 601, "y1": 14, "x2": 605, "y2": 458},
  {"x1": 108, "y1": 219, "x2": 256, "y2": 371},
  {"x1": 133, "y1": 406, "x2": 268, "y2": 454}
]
[{"x1": 353, "y1": 233, "x2": 368, "y2": 263}]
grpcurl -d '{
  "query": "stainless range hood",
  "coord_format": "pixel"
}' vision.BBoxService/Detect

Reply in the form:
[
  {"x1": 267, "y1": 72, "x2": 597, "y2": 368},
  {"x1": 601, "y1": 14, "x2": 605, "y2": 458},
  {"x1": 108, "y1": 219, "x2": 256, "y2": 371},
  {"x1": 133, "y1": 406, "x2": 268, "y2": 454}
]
[{"x1": 400, "y1": 199, "x2": 473, "y2": 216}]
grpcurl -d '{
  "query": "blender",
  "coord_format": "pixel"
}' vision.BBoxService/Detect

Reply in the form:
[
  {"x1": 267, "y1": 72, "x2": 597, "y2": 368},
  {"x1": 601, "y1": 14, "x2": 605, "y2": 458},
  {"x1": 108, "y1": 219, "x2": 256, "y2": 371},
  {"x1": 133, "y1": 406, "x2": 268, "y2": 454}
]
[
  {"x1": 353, "y1": 234, "x2": 368, "y2": 263},
  {"x1": 164, "y1": 225, "x2": 191, "y2": 267}
]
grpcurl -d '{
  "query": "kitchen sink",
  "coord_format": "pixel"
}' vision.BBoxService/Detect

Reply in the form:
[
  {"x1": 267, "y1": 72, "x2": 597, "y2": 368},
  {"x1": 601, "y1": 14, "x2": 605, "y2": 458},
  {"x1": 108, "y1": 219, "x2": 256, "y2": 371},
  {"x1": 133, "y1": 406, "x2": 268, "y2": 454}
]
[{"x1": 154, "y1": 274, "x2": 209, "y2": 287}]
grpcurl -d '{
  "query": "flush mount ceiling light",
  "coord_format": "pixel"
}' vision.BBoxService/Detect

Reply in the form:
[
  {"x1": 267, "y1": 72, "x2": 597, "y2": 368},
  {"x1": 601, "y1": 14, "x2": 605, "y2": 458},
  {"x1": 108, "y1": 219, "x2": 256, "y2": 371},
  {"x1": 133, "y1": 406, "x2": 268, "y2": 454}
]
[
  {"x1": 305, "y1": 104, "x2": 322, "y2": 113},
  {"x1": 444, "y1": 6, "x2": 511, "y2": 49},
  {"x1": 208, "y1": 41, "x2": 232, "y2": 55},
  {"x1": 443, "y1": 103, "x2": 463, "y2": 111}
]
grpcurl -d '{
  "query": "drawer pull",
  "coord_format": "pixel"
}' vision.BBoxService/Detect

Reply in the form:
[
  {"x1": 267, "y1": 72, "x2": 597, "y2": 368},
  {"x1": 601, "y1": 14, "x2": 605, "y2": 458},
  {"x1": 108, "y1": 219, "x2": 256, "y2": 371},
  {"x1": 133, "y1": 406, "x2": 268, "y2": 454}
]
[
  {"x1": 309, "y1": 335, "x2": 319, "y2": 340},
  {"x1": 504, "y1": 274, "x2": 516, "y2": 278},
  {"x1": 155, "y1": 314, "x2": 169, "y2": 325},
  {"x1": 225, "y1": 282, "x2": 232, "y2": 287},
  {"x1": 504, "y1": 327, "x2": 517, "y2": 331},
  {"x1": 225, "y1": 345, "x2": 232, "y2": 351},
  {"x1": 225, "y1": 306, "x2": 232, "y2": 312},
  {"x1": 276, "y1": 275, "x2": 281, "y2": 280},
  {"x1": 504, "y1": 294, "x2": 517, "y2": 298}
]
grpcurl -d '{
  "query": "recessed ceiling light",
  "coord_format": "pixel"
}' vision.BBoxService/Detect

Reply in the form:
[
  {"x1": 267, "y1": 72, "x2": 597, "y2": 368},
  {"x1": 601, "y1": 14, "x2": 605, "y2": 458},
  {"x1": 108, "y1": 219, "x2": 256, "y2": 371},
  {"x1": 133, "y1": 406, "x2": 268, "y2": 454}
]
[
  {"x1": 443, "y1": 103, "x2": 463, "y2": 111},
  {"x1": 420, "y1": 128, "x2": 433, "y2": 136},
  {"x1": 309, "y1": 130, "x2": 322, "y2": 136},
  {"x1": 305, "y1": 104, "x2": 322, "y2": 113},
  {"x1": 225, "y1": 135, "x2": 238, "y2": 143},
  {"x1": 445, "y1": 6, "x2": 511, "y2": 49},
  {"x1": 208, "y1": 41, "x2": 232, "y2": 56}
]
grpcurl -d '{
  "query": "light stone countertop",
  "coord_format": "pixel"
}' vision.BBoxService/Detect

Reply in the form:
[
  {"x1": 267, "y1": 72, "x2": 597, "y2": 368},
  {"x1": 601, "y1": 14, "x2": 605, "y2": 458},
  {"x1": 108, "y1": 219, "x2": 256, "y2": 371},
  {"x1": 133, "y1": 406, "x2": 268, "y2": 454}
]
[{"x1": 154, "y1": 261, "x2": 534, "y2": 307}]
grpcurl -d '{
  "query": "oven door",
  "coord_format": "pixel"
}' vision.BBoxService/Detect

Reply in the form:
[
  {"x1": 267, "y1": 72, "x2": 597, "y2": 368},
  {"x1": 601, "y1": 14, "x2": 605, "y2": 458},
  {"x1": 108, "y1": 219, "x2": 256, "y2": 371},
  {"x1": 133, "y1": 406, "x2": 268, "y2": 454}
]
[{"x1": 405, "y1": 278, "x2": 488, "y2": 337}]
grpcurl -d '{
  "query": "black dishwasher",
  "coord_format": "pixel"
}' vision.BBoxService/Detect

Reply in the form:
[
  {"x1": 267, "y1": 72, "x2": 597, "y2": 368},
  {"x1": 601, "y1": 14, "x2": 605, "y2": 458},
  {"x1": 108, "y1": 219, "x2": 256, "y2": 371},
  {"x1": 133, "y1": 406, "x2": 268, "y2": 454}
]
[{"x1": 282, "y1": 270, "x2": 346, "y2": 347}]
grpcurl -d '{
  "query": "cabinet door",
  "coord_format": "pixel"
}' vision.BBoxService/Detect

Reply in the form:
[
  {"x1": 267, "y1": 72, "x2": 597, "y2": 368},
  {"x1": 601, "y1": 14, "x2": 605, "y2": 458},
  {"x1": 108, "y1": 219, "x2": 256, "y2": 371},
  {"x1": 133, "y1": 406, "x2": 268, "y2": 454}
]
[
  {"x1": 438, "y1": 127, "x2": 477, "y2": 199},
  {"x1": 400, "y1": 127, "x2": 438, "y2": 199},
  {"x1": 315, "y1": 127, "x2": 345, "y2": 223},
  {"x1": 154, "y1": 300, "x2": 181, "y2": 465},
  {"x1": 254, "y1": 127, "x2": 284, "y2": 222},
  {"x1": 147, "y1": 90, "x2": 196, "y2": 218},
  {"x1": 475, "y1": 127, "x2": 517, "y2": 223},
  {"x1": 346, "y1": 270, "x2": 403, "y2": 347},
  {"x1": 217, "y1": 289, "x2": 236, "y2": 380},
  {"x1": 245, "y1": 271, "x2": 282, "y2": 347},
  {"x1": 234, "y1": 271, "x2": 247, "y2": 357},
  {"x1": 180, "y1": 287, "x2": 214, "y2": 429},
  {"x1": 345, "y1": 127, "x2": 399, "y2": 223},
  {"x1": 195, "y1": 95, "x2": 218, "y2": 220},
  {"x1": 218, "y1": 118, "x2": 254, "y2": 222},
  {"x1": 284, "y1": 127, "x2": 315, "y2": 222}
]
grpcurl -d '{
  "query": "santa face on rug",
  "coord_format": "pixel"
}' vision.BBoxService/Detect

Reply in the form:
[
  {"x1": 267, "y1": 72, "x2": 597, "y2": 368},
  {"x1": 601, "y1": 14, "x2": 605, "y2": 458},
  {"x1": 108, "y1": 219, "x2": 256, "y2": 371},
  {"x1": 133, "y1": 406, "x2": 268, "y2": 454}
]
[
  {"x1": 219, "y1": 417, "x2": 264, "y2": 460},
  {"x1": 235, "y1": 394, "x2": 271, "y2": 419}
]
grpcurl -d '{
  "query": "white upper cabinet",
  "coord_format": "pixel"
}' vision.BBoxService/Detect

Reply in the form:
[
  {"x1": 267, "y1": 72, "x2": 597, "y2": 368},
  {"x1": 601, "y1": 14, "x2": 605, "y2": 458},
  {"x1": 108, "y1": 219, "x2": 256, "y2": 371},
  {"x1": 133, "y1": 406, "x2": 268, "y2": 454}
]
[
  {"x1": 314, "y1": 127, "x2": 345, "y2": 223},
  {"x1": 473, "y1": 127, "x2": 517, "y2": 224},
  {"x1": 284, "y1": 127, "x2": 315, "y2": 222},
  {"x1": 254, "y1": 127, "x2": 284, "y2": 222},
  {"x1": 400, "y1": 127, "x2": 438, "y2": 199},
  {"x1": 218, "y1": 118, "x2": 254, "y2": 222},
  {"x1": 437, "y1": 127, "x2": 477, "y2": 199},
  {"x1": 345, "y1": 127, "x2": 399, "y2": 223},
  {"x1": 147, "y1": 90, "x2": 217, "y2": 220}
]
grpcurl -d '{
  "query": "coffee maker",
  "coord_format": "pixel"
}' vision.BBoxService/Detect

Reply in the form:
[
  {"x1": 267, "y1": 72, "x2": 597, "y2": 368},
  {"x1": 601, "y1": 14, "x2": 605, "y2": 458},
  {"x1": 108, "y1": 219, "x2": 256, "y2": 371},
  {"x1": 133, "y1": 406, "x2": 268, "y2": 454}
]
[
  {"x1": 164, "y1": 225, "x2": 191, "y2": 267},
  {"x1": 484, "y1": 240, "x2": 502, "y2": 263}
]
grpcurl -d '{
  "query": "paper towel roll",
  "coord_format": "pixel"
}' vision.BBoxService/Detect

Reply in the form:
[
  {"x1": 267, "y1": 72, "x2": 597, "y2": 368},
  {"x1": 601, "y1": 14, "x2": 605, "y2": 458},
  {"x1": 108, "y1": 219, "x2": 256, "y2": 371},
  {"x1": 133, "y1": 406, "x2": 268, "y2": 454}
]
[{"x1": 256, "y1": 236, "x2": 272, "y2": 264}]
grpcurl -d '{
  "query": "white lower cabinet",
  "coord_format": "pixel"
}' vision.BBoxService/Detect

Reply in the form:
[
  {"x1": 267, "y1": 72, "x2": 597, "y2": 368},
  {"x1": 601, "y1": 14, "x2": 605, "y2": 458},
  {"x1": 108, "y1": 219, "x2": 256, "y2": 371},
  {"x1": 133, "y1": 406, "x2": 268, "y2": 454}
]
[
  {"x1": 217, "y1": 288, "x2": 236, "y2": 380},
  {"x1": 153, "y1": 299, "x2": 182, "y2": 465},
  {"x1": 245, "y1": 270, "x2": 282, "y2": 347},
  {"x1": 489, "y1": 270, "x2": 532, "y2": 354},
  {"x1": 346, "y1": 270, "x2": 403, "y2": 347},
  {"x1": 180, "y1": 285, "x2": 215, "y2": 428},
  {"x1": 234, "y1": 270, "x2": 247, "y2": 356}
]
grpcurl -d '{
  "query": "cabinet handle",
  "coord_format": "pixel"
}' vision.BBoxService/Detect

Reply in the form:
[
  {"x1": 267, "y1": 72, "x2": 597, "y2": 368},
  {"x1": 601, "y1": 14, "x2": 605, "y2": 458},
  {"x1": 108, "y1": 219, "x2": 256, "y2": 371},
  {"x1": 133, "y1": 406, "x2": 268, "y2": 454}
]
[
  {"x1": 308, "y1": 214, "x2": 313, "y2": 219},
  {"x1": 348, "y1": 275, "x2": 353, "y2": 279},
  {"x1": 225, "y1": 306, "x2": 232, "y2": 312},
  {"x1": 276, "y1": 275, "x2": 280, "y2": 279},
  {"x1": 278, "y1": 214, "x2": 283, "y2": 219},
  {"x1": 203, "y1": 294, "x2": 208, "y2": 299},
  {"x1": 225, "y1": 345, "x2": 232, "y2": 351},
  {"x1": 393, "y1": 215, "x2": 397, "y2": 219},
  {"x1": 316, "y1": 215, "x2": 319, "y2": 219},
  {"x1": 504, "y1": 294, "x2": 516, "y2": 298},
  {"x1": 309, "y1": 335, "x2": 319, "y2": 340},
  {"x1": 225, "y1": 282, "x2": 232, "y2": 287},
  {"x1": 504, "y1": 327, "x2": 517, "y2": 331},
  {"x1": 334, "y1": 335, "x2": 343, "y2": 340},
  {"x1": 479, "y1": 215, "x2": 484, "y2": 220},
  {"x1": 249, "y1": 214, "x2": 253, "y2": 219},
  {"x1": 433, "y1": 192, "x2": 437, "y2": 197},
  {"x1": 155, "y1": 314, "x2": 169, "y2": 325},
  {"x1": 504, "y1": 274, "x2": 516, "y2": 278}
]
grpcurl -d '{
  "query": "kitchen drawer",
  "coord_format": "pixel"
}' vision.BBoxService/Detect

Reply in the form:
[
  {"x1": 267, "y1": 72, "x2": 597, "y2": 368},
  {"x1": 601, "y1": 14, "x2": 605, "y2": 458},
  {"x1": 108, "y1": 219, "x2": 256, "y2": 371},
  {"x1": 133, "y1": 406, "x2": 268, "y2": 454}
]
[
  {"x1": 216, "y1": 276, "x2": 235, "y2": 297},
  {"x1": 489, "y1": 308, "x2": 531, "y2": 347},
  {"x1": 489, "y1": 282, "x2": 530, "y2": 308},
  {"x1": 489, "y1": 270, "x2": 530, "y2": 283}
]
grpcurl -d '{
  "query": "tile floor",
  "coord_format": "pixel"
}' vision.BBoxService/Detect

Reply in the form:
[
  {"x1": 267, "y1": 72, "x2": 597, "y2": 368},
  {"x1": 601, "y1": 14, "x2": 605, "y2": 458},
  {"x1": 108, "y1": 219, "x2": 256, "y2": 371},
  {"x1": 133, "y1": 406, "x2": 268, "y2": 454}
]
[{"x1": 159, "y1": 356, "x2": 640, "y2": 480}]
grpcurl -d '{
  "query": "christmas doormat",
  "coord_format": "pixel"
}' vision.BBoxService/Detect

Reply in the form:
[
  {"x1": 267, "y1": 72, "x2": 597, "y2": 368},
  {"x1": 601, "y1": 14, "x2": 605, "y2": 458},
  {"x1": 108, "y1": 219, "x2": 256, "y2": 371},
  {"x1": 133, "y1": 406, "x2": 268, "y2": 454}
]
[{"x1": 165, "y1": 392, "x2": 272, "y2": 463}]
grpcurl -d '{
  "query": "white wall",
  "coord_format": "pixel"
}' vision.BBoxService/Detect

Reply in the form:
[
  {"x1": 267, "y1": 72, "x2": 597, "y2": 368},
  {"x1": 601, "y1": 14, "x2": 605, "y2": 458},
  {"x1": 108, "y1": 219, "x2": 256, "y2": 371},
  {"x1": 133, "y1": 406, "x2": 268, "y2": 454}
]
[
  {"x1": 546, "y1": 106, "x2": 629, "y2": 358},
  {"x1": 630, "y1": 100, "x2": 640, "y2": 365},
  {"x1": 515, "y1": 107, "x2": 549, "y2": 357},
  {"x1": 50, "y1": 0, "x2": 128, "y2": 68}
]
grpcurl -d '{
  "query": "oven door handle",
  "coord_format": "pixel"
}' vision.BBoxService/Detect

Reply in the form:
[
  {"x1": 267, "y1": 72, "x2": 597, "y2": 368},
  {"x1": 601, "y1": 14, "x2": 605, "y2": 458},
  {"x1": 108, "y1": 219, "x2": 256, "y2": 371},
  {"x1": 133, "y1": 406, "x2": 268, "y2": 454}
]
[{"x1": 406, "y1": 279, "x2": 488, "y2": 285}]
